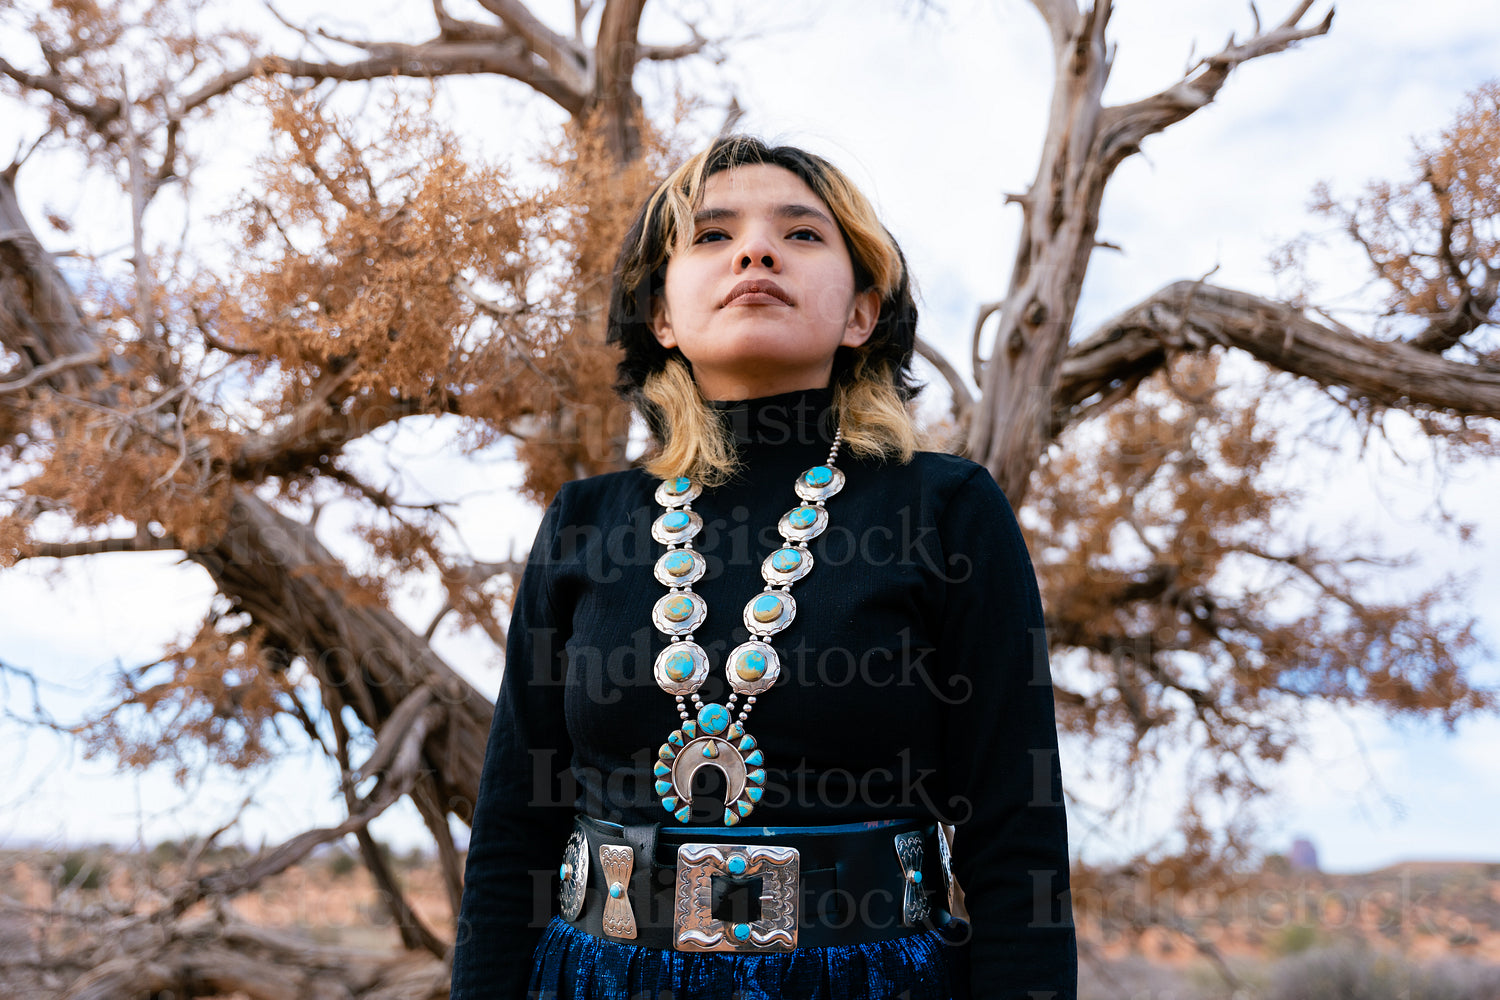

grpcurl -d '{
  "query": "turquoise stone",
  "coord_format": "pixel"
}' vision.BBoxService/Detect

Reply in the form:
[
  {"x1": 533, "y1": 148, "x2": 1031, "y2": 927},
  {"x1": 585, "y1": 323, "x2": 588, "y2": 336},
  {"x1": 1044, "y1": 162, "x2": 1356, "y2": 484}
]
[
  {"x1": 654, "y1": 761, "x2": 671, "y2": 778},
  {"x1": 658, "y1": 744, "x2": 676, "y2": 760},
  {"x1": 803, "y1": 466, "x2": 834, "y2": 487},
  {"x1": 728, "y1": 723, "x2": 744, "y2": 739},
  {"x1": 733, "y1": 649, "x2": 767, "y2": 681},
  {"x1": 735, "y1": 800, "x2": 753, "y2": 817},
  {"x1": 697, "y1": 703, "x2": 731, "y2": 736},
  {"x1": 733, "y1": 922, "x2": 751, "y2": 941},
  {"x1": 654, "y1": 779, "x2": 673, "y2": 796},
  {"x1": 667, "y1": 476, "x2": 690, "y2": 493},
  {"x1": 702, "y1": 742, "x2": 718, "y2": 758},
  {"x1": 727, "y1": 854, "x2": 748, "y2": 876},
  {"x1": 664, "y1": 550, "x2": 694, "y2": 576},
  {"x1": 723, "y1": 808, "x2": 740, "y2": 826},
  {"x1": 662, "y1": 510, "x2": 690, "y2": 531},
  {"x1": 738, "y1": 735, "x2": 757, "y2": 750},
  {"x1": 668, "y1": 731, "x2": 686, "y2": 748},
  {"x1": 746, "y1": 769, "x2": 766, "y2": 784},
  {"x1": 609, "y1": 882, "x2": 624, "y2": 899},
  {"x1": 743, "y1": 749, "x2": 764, "y2": 766},
  {"x1": 662, "y1": 796, "x2": 678, "y2": 812},
  {"x1": 788, "y1": 506, "x2": 817, "y2": 529},
  {"x1": 746, "y1": 787, "x2": 764, "y2": 803},
  {"x1": 751, "y1": 593, "x2": 782, "y2": 623},
  {"x1": 674, "y1": 805, "x2": 691, "y2": 823},
  {"x1": 559, "y1": 863, "x2": 570, "y2": 880},
  {"x1": 663, "y1": 595, "x2": 695, "y2": 622},
  {"x1": 664, "y1": 649, "x2": 695, "y2": 681},
  {"x1": 770, "y1": 548, "x2": 802, "y2": 572},
  {"x1": 684, "y1": 721, "x2": 698, "y2": 737},
  {"x1": 911, "y1": 870, "x2": 924, "y2": 884}
]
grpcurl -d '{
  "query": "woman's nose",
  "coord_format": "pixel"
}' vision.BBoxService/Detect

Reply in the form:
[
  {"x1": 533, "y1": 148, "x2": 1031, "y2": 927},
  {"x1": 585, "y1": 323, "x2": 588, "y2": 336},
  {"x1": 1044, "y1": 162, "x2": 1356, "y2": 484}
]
[{"x1": 733, "y1": 232, "x2": 779, "y2": 273}]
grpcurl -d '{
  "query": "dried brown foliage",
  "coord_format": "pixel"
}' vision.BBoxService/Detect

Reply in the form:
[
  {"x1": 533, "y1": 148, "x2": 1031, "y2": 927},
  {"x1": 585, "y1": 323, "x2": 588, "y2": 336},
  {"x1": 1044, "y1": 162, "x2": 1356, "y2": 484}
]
[
  {"x1": 75, "y1": 616, "x2": 289, "y2": 781},
  {"x1": 2, "y1": 1, "x2": 1499, "y2": 995},
  {"x1": 1032, "y1": 353, "x2": 1488, "y2": 812},
  {"x1": 1310, "y1": 81, "x2": 1500, "y2": 347}
]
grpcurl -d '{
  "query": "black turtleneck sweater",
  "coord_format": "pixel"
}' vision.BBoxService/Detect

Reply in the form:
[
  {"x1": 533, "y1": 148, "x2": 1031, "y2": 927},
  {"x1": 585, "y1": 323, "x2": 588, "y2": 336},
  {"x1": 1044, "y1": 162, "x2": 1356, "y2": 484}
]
[{"x1": 451, "y1": 388, "x2": 1076, "y2": 999}]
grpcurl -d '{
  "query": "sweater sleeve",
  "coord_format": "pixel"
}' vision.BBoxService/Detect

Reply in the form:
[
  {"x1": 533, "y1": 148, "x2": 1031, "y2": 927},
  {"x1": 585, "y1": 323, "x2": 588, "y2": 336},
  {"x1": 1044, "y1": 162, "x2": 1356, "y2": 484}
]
[
  {"x1": 451, "y1": 492, "x2": 577, "y2": 1000},
  {"x1": 938, "y1": 466, "x2": 1077, "y2": 1000}
]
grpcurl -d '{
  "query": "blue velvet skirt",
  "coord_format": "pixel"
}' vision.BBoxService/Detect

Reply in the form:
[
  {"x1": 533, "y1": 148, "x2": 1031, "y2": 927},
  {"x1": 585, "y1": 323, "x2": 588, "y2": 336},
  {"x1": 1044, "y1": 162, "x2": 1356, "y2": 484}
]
[{"x1": 528, "y1": 915, "x2": 970, "y2": 1000}]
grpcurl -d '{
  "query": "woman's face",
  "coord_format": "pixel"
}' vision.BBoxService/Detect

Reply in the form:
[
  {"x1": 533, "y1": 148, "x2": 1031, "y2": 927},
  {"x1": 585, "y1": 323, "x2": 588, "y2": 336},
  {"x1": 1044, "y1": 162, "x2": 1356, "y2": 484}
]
[{"x1": 651, "y1": 164, "x2": 879, "y2": 401}]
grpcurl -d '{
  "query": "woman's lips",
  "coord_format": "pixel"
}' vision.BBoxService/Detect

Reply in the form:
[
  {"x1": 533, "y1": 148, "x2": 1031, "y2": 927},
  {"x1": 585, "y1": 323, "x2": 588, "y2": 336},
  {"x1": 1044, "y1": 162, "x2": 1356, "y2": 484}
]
[{"x1": 722, "y1": 279, "x2": 793, "y2": 307}]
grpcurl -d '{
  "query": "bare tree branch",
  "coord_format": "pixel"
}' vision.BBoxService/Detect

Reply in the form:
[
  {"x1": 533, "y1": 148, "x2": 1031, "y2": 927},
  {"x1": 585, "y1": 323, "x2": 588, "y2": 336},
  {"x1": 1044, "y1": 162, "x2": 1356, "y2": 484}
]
[
  {"x1": 0, "y1": 55, "x2": 122, "y2": 131},
  {"x1": 1096, "y1": 4, "x2": 1334, "y2": 170},
  {"x1": 177, "y1": 46, "x2": 586, "y2": 120},
  {"x1": 915, "y1": 335, "x2": 975, "y2": 427},
  {"x1": 21, "y1": 533, "x2": 181, "y2": 560},
  {"x1": 965, "y1": 3, "x2": 1333, "y2": 501},
  {"x1": 1027, "y1": 0, "x2": 1079, "y2": 52},
  {"x1": 475, "y1": 0, "x2": 591, "y2": 94},
  {"x1": 1057, "y1": 280, "x2": 1500, "y2": 431},
  {"x1": 594, "y1": 0, "x2": 649, "y2": 162},
  {"x1": 165, "y1": 701, "x2": 445, "y2": 918},
  {"x1": 0, "y1": 348, "x2": 106, "y2": 395}
]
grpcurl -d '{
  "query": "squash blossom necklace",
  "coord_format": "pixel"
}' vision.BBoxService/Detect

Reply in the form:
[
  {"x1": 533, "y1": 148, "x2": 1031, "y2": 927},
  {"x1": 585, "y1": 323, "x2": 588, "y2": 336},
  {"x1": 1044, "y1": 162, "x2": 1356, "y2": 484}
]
[{"x1": 649, "y1": 427, "x2": 846, "y2": 826}]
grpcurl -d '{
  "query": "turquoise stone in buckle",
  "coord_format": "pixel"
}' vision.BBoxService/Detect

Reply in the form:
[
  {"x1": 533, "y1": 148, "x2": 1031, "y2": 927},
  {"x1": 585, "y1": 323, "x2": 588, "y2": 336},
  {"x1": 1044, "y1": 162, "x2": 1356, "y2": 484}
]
[{"x1": 673, "y1": 844, "x2": 800, "y2": 952}]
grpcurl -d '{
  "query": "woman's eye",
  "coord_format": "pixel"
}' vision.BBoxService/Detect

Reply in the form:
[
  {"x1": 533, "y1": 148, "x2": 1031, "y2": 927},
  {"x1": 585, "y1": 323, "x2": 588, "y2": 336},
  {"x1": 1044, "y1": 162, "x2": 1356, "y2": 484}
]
[
  {"x1": 788, "y1": 229, "x2": 822, "y2": 242},
  {"x1": 693, "y1": 229, "x2": 729, "y2": 244}
]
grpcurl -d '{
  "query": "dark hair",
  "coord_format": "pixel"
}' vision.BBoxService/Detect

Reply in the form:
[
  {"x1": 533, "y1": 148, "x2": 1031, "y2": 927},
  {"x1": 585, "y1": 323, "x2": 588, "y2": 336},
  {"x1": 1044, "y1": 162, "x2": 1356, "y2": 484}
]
[{"x1": 606, "y1": 135, "x2": 920, "y2": 444}]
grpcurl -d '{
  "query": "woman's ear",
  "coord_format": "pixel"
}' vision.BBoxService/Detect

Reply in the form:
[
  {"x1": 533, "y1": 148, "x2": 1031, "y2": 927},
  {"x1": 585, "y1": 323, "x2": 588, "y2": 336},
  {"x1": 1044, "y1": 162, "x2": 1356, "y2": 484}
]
[
  {"x1": 840, "y1": 288, "x2": 880, "y2": 349},
  {"x1": 651, "y1": 296, "x2": 677, "y2": 348}
]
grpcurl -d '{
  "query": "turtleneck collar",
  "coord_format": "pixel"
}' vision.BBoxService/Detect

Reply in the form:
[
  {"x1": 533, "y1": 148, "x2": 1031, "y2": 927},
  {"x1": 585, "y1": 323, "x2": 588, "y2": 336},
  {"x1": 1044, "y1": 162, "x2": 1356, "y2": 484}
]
[{"x1": 707, "y1": 386, "x2": 838, "y2": 451}]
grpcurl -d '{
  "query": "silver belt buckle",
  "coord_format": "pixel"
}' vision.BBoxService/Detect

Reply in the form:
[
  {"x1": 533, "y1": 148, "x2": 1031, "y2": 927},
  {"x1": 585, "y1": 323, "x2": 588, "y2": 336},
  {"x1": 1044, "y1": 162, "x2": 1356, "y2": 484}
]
[{"x1": 673, "y1": 843, "x2": 800, "y2": 952}]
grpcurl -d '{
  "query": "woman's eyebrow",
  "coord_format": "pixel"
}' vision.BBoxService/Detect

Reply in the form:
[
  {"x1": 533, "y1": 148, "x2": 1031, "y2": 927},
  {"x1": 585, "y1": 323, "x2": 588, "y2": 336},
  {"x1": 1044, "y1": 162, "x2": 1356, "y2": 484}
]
[{"x1": 692, "y1": 204, "x2": 836, "y2": 227}]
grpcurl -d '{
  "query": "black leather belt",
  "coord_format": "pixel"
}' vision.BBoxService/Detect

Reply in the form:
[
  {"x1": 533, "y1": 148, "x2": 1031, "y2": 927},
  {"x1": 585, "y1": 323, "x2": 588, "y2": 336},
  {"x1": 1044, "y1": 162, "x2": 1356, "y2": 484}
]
[{"x1": 557, "y1": 814, "x2": 953, "y2": 951}]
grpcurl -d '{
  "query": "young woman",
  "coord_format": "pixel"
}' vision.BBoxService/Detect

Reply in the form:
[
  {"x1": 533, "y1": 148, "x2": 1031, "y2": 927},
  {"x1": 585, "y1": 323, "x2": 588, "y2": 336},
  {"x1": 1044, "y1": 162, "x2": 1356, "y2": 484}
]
[{"x1": 451, "y1": 137, "x2": 1076, "y2": 1000}]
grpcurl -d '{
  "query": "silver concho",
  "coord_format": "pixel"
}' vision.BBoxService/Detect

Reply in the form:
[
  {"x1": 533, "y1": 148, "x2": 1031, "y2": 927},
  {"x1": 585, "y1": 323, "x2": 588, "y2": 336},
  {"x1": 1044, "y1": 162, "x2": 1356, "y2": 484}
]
[
  {"x1": 558, "y1": 827, "x2": 589, "y2": 920},
  {"x1": 725, "y1": 640, "x2": 780, "y2": 696},
  {"x1": 937, "y1": 823, "x2": 956, "y2": 913},
  {"x1": 599, "y1": 844, "x2": 637, "y2": 939},
  {"x1": 794, "y1": 465, "x2": 846, "y2": 503},
  {"x1": 742, "y1": 590, "x2": 796, "y2": 637},
  {"x1": 654, "y1": 477, "x2": 702, "y2": 507},
  {"x1": 760, "y1": 545, "x2": 813, "y2": 586},
  {"x1": 651, "y1": 508, "x2": 704, "y2": 545},
  {"x1": 654, "y1": 547, "x2": 707, "y2": 587},
  {"x1": 652, "y1": 591, "x2": 707, "y2": 635},
  {"x1": 653, "y1": 640, "x2": 710, "y2": 695},
  {"x1": 777, "y1": 504, "x2": 828, "y2": 543},
  {"x1": 893, "y1": 831, "x2": 931, "y2": 926}
]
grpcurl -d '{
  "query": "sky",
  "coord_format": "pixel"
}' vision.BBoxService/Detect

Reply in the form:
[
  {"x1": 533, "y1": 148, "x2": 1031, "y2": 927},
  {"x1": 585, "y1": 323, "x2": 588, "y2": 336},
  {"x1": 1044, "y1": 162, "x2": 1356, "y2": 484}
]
[{"x1": 2, "y1": 0, "x2": 1500, "y2": 873}]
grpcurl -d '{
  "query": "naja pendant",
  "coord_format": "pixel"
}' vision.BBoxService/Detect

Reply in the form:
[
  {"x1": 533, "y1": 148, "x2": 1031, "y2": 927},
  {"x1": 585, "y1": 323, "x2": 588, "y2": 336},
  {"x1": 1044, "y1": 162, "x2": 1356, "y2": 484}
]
[{"x1": 654, "y1": 703, "x2": 767, "y2": 826}]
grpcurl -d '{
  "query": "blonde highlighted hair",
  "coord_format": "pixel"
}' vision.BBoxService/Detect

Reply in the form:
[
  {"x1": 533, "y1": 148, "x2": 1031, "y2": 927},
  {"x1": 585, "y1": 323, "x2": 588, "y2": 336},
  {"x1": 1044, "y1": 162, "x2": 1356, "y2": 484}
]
[{"x1": 607, "y1": 136, "x2": 922, "y2": 484}]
